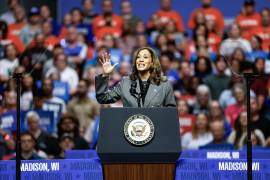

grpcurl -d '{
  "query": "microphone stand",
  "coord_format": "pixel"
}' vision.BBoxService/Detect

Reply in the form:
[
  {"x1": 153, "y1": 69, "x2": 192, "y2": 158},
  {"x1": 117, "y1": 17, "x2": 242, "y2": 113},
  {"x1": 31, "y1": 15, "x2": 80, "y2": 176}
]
[
  {"x1": 243, "y1": 73, "x2": 265, "y2": 180},
  {"x1": 243, "y1": 73, "x2": 253, "y2": 180},
  {"x1": 222, "y1": 54, "x2": 265, "y2": 180},
  {"x1": 130, "y1": 80, "x2": 141, "y2": 107},
  {"x1": 130, "y1": 92, "x2": 141, "y2": 107},
  {"x1": 13, "y1": 73, "x2": 23, "y2": 180},
  {"x1": 9, "y1": 42, "x2": 49, "y2": 180}
]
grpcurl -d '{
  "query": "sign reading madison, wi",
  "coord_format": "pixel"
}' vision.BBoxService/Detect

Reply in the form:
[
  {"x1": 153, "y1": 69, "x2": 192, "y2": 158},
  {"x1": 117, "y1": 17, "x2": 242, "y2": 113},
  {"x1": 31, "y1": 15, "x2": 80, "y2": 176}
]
[{"x1": 124, "y1": 114, "x2": 154, "y2": 146}]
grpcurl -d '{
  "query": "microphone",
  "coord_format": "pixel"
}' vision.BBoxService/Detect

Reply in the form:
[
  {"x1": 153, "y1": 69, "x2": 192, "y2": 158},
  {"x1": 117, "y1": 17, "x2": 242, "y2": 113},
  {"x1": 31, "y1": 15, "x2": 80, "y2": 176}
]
[
  {"x1": 140, "y1": 81, "x2": 148, "y2": 96},
  {"x1": 130, "y1": 80, "x2": 138, "y2": 95},
  {"x1": 130, "y1": 80, "x2": 141, "y2": 107}
]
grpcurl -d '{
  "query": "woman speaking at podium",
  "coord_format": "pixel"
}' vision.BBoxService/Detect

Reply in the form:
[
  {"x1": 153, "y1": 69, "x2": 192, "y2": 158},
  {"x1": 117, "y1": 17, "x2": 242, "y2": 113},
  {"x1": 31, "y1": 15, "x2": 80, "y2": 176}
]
[{"x1": 95, "y1": 47, "x2": 176, "y2": 107}]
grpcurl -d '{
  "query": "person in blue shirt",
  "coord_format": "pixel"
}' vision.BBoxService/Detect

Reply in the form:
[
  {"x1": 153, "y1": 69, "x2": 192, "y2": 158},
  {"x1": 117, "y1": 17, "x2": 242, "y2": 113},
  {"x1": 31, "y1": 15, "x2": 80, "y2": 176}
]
[
  {"x1": 70, "y1": 8, "x2": 93, "y2": 43},
  {"x1": 247, "y1": 35, "x2": 269, "y2": 62}
]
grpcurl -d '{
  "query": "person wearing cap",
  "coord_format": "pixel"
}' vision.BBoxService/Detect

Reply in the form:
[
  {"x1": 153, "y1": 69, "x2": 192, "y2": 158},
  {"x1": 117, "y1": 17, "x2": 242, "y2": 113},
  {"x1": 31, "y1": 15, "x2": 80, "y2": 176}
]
[
  {"x1": 19, "y1": 6, "x2": 41, "y2": 46},
  {"x1": 235, "y1": 0, "x2": 261, "y2": 39}
]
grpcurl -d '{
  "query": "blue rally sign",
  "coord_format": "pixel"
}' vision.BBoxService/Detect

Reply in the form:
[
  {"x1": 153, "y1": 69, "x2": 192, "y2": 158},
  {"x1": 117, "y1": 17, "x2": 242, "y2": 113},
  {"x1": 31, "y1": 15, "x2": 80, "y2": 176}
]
[
  {"x1": 1, "y1": 155, "x2": 270, "y2": 180},
  {"x1": 0, "y1": 159, "x2": 103, "y2": 180},
  {"x1": 176, "y1": 159, "x2": 270, "y2": 180}
]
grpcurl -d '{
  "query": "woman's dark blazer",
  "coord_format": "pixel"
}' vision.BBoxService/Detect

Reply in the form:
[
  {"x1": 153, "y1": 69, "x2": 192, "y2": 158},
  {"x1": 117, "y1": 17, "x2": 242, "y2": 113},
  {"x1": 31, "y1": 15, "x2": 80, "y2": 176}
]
[{"x1": 95, "y1": 74, "x2": 176, "y2": 107}]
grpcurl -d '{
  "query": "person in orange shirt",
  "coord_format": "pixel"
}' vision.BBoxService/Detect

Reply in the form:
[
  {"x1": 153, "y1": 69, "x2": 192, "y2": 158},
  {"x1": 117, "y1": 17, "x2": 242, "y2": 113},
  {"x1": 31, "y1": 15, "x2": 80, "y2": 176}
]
[
  {"x1": 42, "y1": 21, "x2": 59, "y2": 50},
  {"x1": 235, "y1": 0, "x2": 261, "y2": 40},
  {"x1": 0, "y1": 20, "x2": 24, "y2": 54},
  {"x1": 8, "y1": 5, "x2": 26, "y2": 38},
  {"x1": 92, "y1": 0, "x2": 123, "y2": 40},
  {"x1": 250, "y1": 8, "x2": 270, "y2": 52},
  {"x1": 148, "y1": 0, "x2": 184, "y2": 33},
  {"x1": 206, "y1": 19, "x2": 221, "y2": 53},
  {"x1": 188, "y1": 0, "x2": 224, "y2": 36},
  {"x1": 28, "y1": 22, "x2": 59, "y2": 50}
]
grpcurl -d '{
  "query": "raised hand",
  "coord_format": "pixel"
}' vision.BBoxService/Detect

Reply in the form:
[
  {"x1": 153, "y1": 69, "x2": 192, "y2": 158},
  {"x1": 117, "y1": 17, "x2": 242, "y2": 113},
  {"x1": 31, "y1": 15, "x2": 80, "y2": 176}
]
[{"x1": 98, "y1": 51, "x2": 118, "y2": 76}]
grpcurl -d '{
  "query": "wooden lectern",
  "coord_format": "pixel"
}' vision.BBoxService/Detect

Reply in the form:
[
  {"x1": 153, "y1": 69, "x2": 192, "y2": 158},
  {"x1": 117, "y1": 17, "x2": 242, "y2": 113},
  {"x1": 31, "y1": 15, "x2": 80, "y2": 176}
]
[{"x1": 97, "y1": 108, "x2": 181, "y2": 180}]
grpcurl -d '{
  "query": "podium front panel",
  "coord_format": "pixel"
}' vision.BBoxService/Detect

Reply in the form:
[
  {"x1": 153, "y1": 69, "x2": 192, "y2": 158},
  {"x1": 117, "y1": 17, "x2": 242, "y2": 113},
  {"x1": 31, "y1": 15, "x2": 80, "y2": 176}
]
[{"x1": 97, "y1": 107, "x2": 181, "y2": 163}]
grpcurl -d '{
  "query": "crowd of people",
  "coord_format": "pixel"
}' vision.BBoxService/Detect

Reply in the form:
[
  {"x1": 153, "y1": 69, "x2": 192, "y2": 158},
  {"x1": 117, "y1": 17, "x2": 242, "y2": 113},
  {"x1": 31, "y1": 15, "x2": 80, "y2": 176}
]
[{"x1": 0, "y1": 0, "x2": 270, "y2": 160}]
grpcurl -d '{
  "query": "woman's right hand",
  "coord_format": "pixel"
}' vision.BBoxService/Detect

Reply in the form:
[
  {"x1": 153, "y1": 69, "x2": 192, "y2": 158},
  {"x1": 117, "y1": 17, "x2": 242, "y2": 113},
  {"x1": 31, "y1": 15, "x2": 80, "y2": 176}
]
[{"x1": 98, "y1": 51, "x2": 118, "y2": 76}]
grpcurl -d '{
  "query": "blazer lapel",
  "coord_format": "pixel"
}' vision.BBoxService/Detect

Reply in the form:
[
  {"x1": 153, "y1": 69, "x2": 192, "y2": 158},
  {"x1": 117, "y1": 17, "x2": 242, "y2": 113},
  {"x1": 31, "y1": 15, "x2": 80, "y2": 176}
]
[{"x1": 144, "y1": 82, "x2": 160, "y2": 107}]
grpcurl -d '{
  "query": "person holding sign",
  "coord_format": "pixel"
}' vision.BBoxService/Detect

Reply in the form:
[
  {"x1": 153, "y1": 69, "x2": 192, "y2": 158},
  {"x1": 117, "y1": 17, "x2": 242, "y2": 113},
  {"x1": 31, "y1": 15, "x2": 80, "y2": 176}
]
[{"x1": 95, "y1": 47, "x2": 176, "y2": 107}]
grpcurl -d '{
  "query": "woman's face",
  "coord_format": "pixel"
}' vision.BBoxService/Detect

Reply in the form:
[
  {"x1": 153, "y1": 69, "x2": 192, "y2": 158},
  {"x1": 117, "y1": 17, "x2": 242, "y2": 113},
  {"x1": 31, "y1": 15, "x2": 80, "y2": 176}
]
[
  {"x1": 230, "y1": 24, "x2": 240, "y2": 38},
  {"x1": 195, "y1": 12, "x2": 205, "y2": 25},
  {"x1": 137, "y1": 35, "x2": 148, "y2": 47},
  {"x1": 196, "y1": 26, "x2": 207, "y2": 36},
  {"x1": 14, "y1": 6, "x2": 25, "y2": 21},
  {"x1": 136, "y1": 49, "x2": 153, "y2": 72},
  {"x1": 64, "y1": 14, "x2": 72, "y2": 25},
  {"x1": 165, "y1": 20, "x2": 176, "y2": 33},
  {"x1": 231, "y1": 59, "x2": 240, "y2": 73},
  {"x1": 72, "y1": 10, "x2": 82, "y2": 24},
  {"x1": 42, "y1": 22, "x2": 52, "y2": 35},
  {"x1": 40, "y1": 5, "x2": 50, "y2": 19},
  {"x1": 191, "y1": 77, "x2": 200, "y2": 90},
  {"x1": 59, "y1": 138, "x2": 75, "y2": 151},
  {"x1": 196, "y1": 35, "x2": 207, "y2": 47},
  {"x1": 233, "y1": 49, "x2": 245, "y2": 61},
  {"x1": 250, "y1": 36, "x2": 260, "y2": 50},
  {"x1": 178, "y1": 100, "x2": 189, "y2": 115},
  {"x1": 196, "y1": 113, "x2": 208, "y2": 130},
  {"x1": 135, "y1": 21, "x2": 145, "y2": 34},
  {"x1": 61, "y1": 118, "x2": 75, "y2": 132},
  {"x1": 22, "y1": 76, "x2": 33, "y2": 88},
  {"x1": 206, "y1": 19, "x2": 215, "y2": 31},
  {"x1": 251, "y1": 133, "x2": 258, "y2": 145},
  {"x1": 234, "y1": 87, "x2": 245, "y2": 103},
  {"x1": 255, "y1": 59, "x2": 265, "y2": 73},
  {"x1": 197, "y1": 58, "x2": 207, "y2": 72},
  {"x1": 156, "y1": 34, "x2": 167, "y2": 46},
  {"x1": 239, "y1": 112, "x2": 247, "y2": 127}
]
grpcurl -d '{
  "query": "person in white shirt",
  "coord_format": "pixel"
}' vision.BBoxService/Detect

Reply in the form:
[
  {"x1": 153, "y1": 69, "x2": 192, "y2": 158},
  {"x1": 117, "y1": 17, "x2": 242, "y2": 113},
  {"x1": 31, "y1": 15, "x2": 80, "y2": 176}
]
[
  {"x1": 219, "y1": 23, "x2": 251, "y2": 56},
  {"x1": 46, "y1": 53, "x2": 78, "y2": 94},
  {"x1": 182, "y1": 112, "x2": 213, "y2": 149},
  {"x1": 0, "y1": 44, "x2": 18, "y2": 82},
  {"x1": 41, "y1": 78, "x2": 67, "y2": 113},
  {"x1": 0, "y1": 0, "x2": 20, "y2": 24}
]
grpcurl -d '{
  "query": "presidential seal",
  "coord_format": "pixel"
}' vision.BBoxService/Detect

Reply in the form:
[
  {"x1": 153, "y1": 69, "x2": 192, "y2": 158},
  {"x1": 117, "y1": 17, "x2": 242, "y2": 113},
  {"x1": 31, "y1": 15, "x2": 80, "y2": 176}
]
[{"x1": 124, "y1": 114, "x2": 154, "y2": 146}]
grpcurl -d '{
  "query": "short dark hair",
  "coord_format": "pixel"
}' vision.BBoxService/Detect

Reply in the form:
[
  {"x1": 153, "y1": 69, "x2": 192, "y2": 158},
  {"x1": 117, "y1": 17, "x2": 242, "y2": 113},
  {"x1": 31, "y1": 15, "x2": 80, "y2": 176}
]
[
  {"x1": 8, "y1": 0, "x2": 20, "y2": 5},
  {"x1": 0, "y1": 20, "x2": 8, "y2": 39},
  {"x1": 3, "y1": 43, "x2": 17, "y2": 59},
  {"x1": 82, "y1": 0, "x2": 94, "y2": 5},
  {"x1": 70, "y1": 7, "x2": 83, "y2": 15},
  {"x1": 21, "y1": 132, "x2": 36, "y2": 144},
  {"x1": 261, "y1": 7, "x2": 270, "y2": 14}
]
